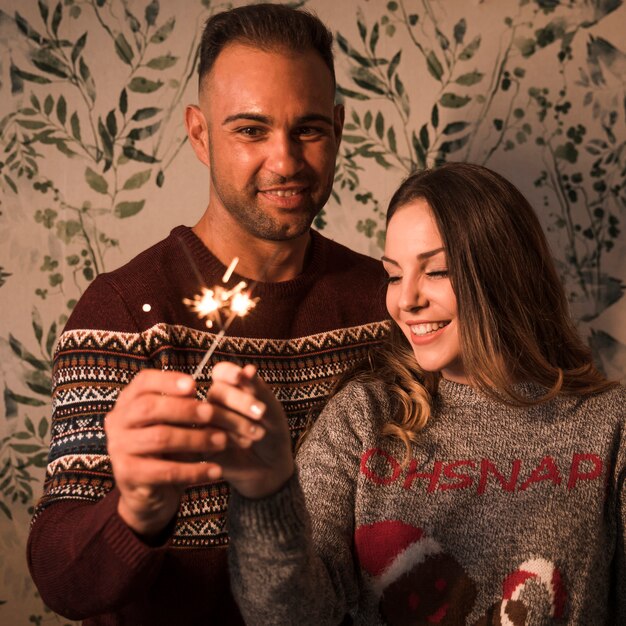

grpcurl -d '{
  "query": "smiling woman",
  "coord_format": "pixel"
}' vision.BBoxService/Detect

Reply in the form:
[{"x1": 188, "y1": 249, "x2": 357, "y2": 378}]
[
  {"x1": 383, "y1": 198, "x2": 463, "y2": 384},
  {"x1": 370, "y1": 163, "x2": 619, "y2": 456},
  {"x1": 217, "y1": 162, "x2": 626, "y2": 625}
]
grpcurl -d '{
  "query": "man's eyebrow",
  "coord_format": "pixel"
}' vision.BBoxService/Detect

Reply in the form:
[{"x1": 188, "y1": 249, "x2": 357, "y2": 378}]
[
  {"x1": 222, "y1": 113, "x2": 334, "y2": 126},
  {"x1": 295, "y1": 113, "x2": 334, "y2": 126},
  {"x1": 222, "y1": 113, "x2": 272, "y2": 125},
  {"x1": 381, "y1": 247, "x2": 445, "y2": 266}
]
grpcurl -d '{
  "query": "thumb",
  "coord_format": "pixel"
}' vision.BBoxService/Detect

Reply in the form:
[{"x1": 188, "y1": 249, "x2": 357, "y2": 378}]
[{"x1": 236, "y1": 365, "x2": 285, "y2": 415}]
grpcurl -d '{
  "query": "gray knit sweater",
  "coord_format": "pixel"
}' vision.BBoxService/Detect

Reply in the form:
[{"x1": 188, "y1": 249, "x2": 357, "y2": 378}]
[{"x1": 228, "y1": 378, "x2": 626, "y2": 625}]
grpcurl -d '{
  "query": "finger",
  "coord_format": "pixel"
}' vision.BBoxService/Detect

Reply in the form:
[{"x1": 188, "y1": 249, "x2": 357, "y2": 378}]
[
  {"x1": 235, "y1": 364, "x2": 260, "y2": 393},
  {"x1": 116, "y1": 370, "x2": 196, "y2": 409},
  {"x1": 210, "y1": 362, "x2": 279, "y2": 438},
  {"x1": 109, "y1": 395, "x2": 213, "y2": 429},
  {"x1": 116, "y1": 456, "x2": 222, "y2": 486},
  {"x1": 204, "y1": 402, "x2": 266, "y2": 442},
  {"x1": 112, "y1": 423, "x2": 229, "y2": 456},
  {"x1": 234, "y1": 365, "x2": 280, "y2": 408},
  {"x1": 211, "y1": 361, "x2": 247, "y2": 387},
  {"x1": 226, "y1": 430, "x2": 257, "y2": 449},
  {"x1": 207, "y1": 380, "x2": 266, "y2": 421},
  {"x1": 214, "y1": 362, "x2": 274, "y2": 406}
]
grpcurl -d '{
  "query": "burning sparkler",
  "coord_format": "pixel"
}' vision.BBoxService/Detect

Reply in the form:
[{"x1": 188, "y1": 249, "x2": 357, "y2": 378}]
[{"x1": 183, "y1": 257, "x2": 258, "y2": 379}]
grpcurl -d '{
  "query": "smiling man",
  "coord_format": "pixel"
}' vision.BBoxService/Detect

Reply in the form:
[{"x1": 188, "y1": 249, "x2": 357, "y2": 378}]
[
  {"x1": 27, "y1": 4, "x2": 389, "y2": 625},
  {"x1": 187, "y1": 36, "x2": 343, "y2": 281},
  {"x1": 186, "y1": 41, "x2": 343, "y2": 266}
]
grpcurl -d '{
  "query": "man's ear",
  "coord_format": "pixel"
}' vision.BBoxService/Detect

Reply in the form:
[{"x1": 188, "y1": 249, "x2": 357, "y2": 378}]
[
  {"x1": 185, "y1": 104, "x2": 210, "y2": 167},
  {"x1": 333, "y1": 103, "x2": 345, "y2": 152}
]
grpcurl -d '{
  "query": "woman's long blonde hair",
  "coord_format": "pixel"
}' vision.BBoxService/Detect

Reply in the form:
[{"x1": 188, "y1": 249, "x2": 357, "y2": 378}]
[{"x1": 354, "y1": 162, "x2": 616, "y2": 458}]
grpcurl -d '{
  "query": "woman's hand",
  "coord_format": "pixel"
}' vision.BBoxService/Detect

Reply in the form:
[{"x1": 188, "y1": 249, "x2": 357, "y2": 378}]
[{"x1": 207, "y1": 362, "x2": 295, "y2": 499}]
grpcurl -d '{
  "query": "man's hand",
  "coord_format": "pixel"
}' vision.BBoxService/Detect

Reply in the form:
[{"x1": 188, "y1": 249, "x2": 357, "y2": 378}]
[
  {"x1": 105, "y1": 370, "x2": 264, "y2": 538},
  {"x1": 206, "y1": 363, "x2": 295, "y2": 499}
]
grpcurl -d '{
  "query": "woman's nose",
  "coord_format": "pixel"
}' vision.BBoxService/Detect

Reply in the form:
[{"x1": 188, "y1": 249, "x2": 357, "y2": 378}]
[{"x1": 398, "y1": 279, "x2": 428, "y2": 312}]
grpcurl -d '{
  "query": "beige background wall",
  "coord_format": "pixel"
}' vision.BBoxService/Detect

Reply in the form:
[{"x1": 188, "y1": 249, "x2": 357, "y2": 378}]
[{"x1": 1, "y1": 0, "x2": 624, "y2": 622}]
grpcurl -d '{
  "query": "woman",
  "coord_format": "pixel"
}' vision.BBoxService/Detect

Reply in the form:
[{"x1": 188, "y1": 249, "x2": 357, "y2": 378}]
[{"x1": 207, "y1": 163, "x2": 625, "y2": 625}]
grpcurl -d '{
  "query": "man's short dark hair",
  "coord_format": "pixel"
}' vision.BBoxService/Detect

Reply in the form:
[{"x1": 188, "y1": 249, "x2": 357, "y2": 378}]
[{"x1": 198, "y1": 3, "x2": 335, "y2": 86}]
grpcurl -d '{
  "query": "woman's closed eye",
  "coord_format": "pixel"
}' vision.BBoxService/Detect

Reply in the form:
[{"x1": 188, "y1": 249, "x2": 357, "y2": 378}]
[{"x1": 426, "y1": 269, "x2": 449, "y2": 279}]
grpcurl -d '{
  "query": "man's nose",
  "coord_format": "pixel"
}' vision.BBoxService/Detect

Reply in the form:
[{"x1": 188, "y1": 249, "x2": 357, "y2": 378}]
[{"x1": 265, "y1": 133, "x2": 304, "y2": 179}]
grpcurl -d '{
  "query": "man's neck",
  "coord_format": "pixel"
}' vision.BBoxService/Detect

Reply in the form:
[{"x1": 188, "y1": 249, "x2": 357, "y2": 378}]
[{"x1": 192, "y1": 210, "x2": 311, "y2": 283}]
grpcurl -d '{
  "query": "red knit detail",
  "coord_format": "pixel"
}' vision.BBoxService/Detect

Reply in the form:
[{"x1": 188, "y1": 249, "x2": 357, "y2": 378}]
[
  {"x1": 502, "y1": 569, "x2": 534, "y2": 600},
  {"x1": 551, "y1": 568, "x2": 567, "y2": 618},
  {"x1": 354, "y1": 520, "x2": 423, "y2": 577}
]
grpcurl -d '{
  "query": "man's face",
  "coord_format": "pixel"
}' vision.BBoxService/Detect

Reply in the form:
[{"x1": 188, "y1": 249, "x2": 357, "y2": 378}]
[{"x1": 198, "y1": 43, "x2": 343, "y2": 242}]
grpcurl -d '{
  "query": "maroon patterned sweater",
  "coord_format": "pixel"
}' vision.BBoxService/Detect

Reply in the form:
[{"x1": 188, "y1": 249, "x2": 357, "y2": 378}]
[{"x1": 27, "y1": 226, "x2": 390, "y2": 625}]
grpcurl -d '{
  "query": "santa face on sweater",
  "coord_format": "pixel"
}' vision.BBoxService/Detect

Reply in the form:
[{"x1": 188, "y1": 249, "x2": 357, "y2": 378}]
[
  {"x1": 383, "y1": 201, "x2": 466, "y2": 385},
  {"x1": 355, "y1": 521, "x2": 567, "y2": 625},
  {"x1": 380, "y1": 552, "x2": 477, "y2": 624},
  {"x1": 355, "y1": 521, "x2": 475, "y2": 624}
]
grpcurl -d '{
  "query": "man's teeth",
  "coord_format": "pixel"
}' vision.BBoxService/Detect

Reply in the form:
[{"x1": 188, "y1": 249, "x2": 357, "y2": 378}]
[
  {"x1": 410, "y1": 321, "x2": 448, "y2": 336},
  {"x1": 268, "y1": 189, "x2": 301, "y2": 197}
]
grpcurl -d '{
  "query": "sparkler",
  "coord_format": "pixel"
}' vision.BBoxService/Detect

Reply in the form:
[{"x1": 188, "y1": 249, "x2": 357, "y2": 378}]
[{"x1": 184, "y1": 257, "x2": 258, "y2": 380}]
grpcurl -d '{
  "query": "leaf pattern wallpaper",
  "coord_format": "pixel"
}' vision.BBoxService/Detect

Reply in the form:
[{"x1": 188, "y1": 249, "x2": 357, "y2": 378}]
[{"x1": 0, "y1": 0, "x2": 624, "y2": 621}]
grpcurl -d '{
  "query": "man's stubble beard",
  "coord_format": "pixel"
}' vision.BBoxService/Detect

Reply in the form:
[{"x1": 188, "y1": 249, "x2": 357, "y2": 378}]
[
  {"x1": 213, "y1": 192, "x2": 315, "y2": 242},
  {"x1": 209, "y1": 164, "x2": 327, "y2": 242}
]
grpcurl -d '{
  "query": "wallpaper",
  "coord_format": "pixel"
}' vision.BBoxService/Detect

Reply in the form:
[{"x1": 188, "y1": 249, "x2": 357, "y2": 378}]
[{"x1": 0, "y1": 0, "x2": 624, "y2": 622}]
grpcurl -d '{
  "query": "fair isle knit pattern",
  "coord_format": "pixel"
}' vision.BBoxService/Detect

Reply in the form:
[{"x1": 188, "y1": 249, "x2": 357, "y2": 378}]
[
  {"x1": 33, "y1": 226, "x2": 390, "y2": 550},
  {"x1": 42, "y1": 321, "x2": 388, "y2": 546},
  {"x1": 229, "y1": 378, "x2": 626, "y2": 625}
]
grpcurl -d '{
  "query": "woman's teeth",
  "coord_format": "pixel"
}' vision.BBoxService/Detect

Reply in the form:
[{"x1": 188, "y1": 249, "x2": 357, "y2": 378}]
[{"x1": 410, "y1": 321, "x2": 449, "y2": 336}]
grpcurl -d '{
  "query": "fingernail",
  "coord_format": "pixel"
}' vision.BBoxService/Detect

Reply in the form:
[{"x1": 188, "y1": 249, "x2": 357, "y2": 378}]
[
  {"x1": 196, "y1": 403, "x2": 211, "y2": 420},
  {"x1": 249, "y1": 423, "x2": 265, "y2": 439},
  {"x1": 207, "y1": 466, "x2": 221, "y2": 480},
  {"x1": 239, "y1": 437, "x2": 253, "y2": 449},
  {"x1": 211, "y1": 432, "x2": 226, "y2": 446},
  {"x1": 244, "y1": 364, "x2": 257, "y2": 377},
  {"x1": 176, "y1": 377, "x2": 193, "y2": 392},
  {"x1": 250, "y1": 402, "x2": 265, "y2": 418}
]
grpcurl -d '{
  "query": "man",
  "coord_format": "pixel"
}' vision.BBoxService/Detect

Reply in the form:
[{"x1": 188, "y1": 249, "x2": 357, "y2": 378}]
[{"x1": 27, "y1": 4, "x2": 389, "y2": 625}]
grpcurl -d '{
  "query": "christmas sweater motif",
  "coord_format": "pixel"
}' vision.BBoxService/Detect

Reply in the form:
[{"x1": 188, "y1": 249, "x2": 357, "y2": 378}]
[{"x1": 229, "y1": 378, "x2": 626, "y2": 625}]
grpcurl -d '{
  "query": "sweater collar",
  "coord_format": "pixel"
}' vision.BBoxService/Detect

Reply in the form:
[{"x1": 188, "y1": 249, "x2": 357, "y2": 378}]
[
  {"x1": 171, "y1": 225, "x2": 327, "y2": 298},
  {"x1": 436, "y1": 377, "x2": 549, "y2": 409}
]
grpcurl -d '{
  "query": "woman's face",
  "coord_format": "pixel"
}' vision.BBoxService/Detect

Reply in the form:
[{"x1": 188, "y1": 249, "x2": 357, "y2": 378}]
[{"x1": 383, "y1": 199, "x2": 467, "y2": 384}]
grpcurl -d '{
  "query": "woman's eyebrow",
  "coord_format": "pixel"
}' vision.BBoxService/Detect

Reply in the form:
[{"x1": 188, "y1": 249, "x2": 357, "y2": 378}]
[
  {"x1": 417, "y1": 247, "x2": 445, "y2": 261},
  {"x1": 381, "y1": 256, "x2": 399, "y2": 267},
  {"x1": 381, "y1": 247, "x2": 445, "y2": 266}
]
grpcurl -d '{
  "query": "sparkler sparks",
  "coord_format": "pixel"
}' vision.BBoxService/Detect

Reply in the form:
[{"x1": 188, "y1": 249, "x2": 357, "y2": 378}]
[
  {"x1": 183, "y1": 281, "x2": 257, "y2": 329},
  {"x1": 183, "y1": 257, "x2": 258, "y2": 379}
]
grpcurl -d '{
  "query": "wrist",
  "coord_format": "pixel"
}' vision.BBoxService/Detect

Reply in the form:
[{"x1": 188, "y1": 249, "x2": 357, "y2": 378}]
[
  {"x1": 117, "y1": 496, "x2": 177, "y2": 540},
  {"x1": 236, "y1": 461, "x2": 295, "y2": 500}
]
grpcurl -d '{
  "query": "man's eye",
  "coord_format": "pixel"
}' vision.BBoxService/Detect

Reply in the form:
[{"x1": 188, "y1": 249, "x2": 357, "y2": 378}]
[
  {"x1": 296, "y1": 127, "x2": 323, "y2": 139},
  {"x1": 237, "y1": 127, "x2": 263, "y2": 137},
  {"x1": 386, "y1": 275, "x2": 401, "y2": 284}
]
